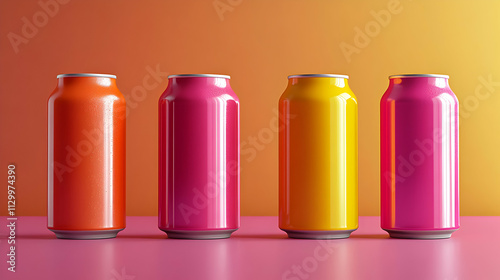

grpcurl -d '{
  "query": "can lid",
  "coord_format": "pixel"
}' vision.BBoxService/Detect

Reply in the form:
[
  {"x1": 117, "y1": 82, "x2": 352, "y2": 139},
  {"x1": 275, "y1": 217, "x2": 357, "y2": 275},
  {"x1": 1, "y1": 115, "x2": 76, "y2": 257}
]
[
  {"x1": 57, "y1": 73, "x2": 117, "y2": 79},
  {"x1": 288, "y1": 74, "x2": 349, "y2": 79},
  {"x1": 168, "y1": 74, "x2": 230, "y2": 79},
  {"x1": 389, "y1": 74, "x2": 449, "y2": 79}
]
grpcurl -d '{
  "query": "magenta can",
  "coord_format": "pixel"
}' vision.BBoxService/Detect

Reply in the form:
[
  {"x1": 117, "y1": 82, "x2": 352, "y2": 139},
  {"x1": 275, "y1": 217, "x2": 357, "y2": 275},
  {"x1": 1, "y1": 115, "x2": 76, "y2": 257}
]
[
  {"x1": 380, "y1": 74, "x2": 459, "y2": 239},
  {"x1": 158, "y1": 74, "x2": 240, "y2": 239}
]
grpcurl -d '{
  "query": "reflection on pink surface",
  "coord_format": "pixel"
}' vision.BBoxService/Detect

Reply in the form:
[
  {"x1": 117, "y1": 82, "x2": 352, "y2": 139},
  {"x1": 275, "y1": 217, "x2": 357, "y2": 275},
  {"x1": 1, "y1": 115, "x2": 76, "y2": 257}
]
[{"x1": 1, "y1": 216, "x2": 498, "y2": 280}]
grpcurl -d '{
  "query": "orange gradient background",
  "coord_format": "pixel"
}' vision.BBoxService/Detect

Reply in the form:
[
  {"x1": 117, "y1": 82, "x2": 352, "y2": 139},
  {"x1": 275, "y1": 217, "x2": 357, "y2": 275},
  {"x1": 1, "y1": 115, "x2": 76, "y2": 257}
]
[{"x1": 1, "y1": 0, "x2": 499, "y2": 216}]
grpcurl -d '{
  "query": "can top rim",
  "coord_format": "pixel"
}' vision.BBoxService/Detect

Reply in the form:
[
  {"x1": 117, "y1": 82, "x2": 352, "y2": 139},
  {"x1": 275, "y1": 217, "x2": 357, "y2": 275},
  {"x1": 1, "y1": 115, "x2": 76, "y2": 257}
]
[
  {"x1": 57, "y1": 73, "x2": 117, "y2": 79},
  {"x1": 389, "y1": 74, "x2": 449, "y2": 79},
  {"x1": 168, "y1": 74, "x2": 230, "y2": 79},
  {"x1": 288, "y1": 74, "x2": 349, "y2": 79}
]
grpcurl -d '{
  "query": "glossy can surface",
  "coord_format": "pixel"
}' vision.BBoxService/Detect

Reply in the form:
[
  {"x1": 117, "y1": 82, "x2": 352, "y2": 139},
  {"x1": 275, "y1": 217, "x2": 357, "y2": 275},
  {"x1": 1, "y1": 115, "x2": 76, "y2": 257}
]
[
  {"x1": 158, "y1": 74, "x2": 240, "y2": 239},
  {"x1": 279, "y1": 74, "x2": 358, "y2": 239},
  {"x1": 47, "y1": 74, "x2": 126, "y2": 239},
  {"x1": 380, "y1": 74, "x2": 459, "y2": 239}
]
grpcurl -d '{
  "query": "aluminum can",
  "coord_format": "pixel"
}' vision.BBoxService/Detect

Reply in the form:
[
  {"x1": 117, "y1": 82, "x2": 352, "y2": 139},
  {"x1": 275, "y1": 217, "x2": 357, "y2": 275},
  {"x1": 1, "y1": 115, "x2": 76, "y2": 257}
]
[
  {"x1": 158, "y1": 74, "x2": 240, "y2": 239},
  {"x1": 380, "y1": 74, "x2": 459, "y2": 239},
  {"x1": 48, "y1": 73, "x2": 126, "y2": 239},
  {"x1": 279, "y1": 74, "x2": 358, "y2": 239}
]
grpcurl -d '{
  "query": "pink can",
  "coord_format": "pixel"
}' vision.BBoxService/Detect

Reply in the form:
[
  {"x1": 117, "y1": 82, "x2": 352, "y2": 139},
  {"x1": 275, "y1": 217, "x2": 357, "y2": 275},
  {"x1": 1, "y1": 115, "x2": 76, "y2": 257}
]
[
  {"x1": 380, "y1": 74, "x2": 459, "y2": 239},
  {"x1": 158, "y1": 74, "x2": 240, "y2": 239}
]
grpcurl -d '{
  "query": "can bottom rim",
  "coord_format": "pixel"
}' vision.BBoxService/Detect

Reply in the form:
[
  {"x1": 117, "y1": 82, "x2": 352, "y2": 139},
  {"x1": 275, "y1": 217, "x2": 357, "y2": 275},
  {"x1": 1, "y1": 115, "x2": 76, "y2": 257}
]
[
  {"x1": 160, "y1": 229, "x2": 237, "y2": 239},
  {"x1": 281, "y1": 228, "x2": 357, "y2": 239},
  {"x1": 50, "y1": 228, "x2": 124, "y2": 239},
  {"x1": 383, "y1": 229, "x2": 457, "y2": 239}
]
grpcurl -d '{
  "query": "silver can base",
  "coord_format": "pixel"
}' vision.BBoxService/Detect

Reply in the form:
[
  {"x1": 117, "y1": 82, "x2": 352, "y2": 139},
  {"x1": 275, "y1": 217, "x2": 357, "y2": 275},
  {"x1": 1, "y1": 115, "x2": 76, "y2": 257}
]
[
  {"x1": 161, "y1": 229, "x2": 237, "y2": 240},
  {"x1": 282, "y1": 229, "x2": 357, "y2": 239},
  {"x1": 384, "y1": 229, "x2": 457, "y2": 239},
  {"x1": 50, "y1": 229, "x2": 124, "y2": 240}
]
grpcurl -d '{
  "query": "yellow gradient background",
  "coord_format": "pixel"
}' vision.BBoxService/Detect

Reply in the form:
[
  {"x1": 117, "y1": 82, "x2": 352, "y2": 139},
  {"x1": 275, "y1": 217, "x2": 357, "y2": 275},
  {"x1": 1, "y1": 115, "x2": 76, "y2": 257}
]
[{"x1": 0, "y1": 0, "x2": 498, "y2": 216}]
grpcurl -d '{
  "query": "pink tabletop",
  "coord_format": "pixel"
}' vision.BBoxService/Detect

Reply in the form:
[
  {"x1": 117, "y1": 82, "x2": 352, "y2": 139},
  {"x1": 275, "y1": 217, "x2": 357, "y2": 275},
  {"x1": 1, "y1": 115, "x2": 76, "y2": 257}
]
[{"x1": 1, "y1": 216, "x2": 498, "y2": 280}]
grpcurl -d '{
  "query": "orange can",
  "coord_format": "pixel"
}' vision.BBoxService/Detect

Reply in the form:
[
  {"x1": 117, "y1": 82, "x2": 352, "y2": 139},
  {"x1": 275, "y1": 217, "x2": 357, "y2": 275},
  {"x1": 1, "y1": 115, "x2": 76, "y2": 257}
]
[{"x1": 47, "y1": 73, "x2": 126, "y2": 239}]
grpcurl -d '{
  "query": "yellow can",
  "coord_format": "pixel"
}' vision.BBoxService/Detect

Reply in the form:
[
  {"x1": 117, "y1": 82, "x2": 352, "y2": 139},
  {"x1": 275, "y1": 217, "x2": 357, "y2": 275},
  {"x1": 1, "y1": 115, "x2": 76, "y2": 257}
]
[{"x1": 279, "y1": 74, "x2": 358, "y2": 239}]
